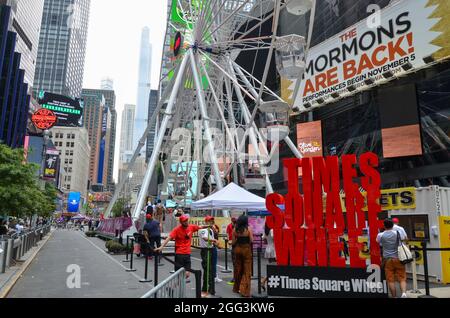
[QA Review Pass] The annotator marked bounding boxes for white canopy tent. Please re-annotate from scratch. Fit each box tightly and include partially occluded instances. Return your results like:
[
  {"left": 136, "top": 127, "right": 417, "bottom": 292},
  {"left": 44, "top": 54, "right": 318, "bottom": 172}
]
[{"left": 190, "top": 183, "right": 267, "bottom": 212}]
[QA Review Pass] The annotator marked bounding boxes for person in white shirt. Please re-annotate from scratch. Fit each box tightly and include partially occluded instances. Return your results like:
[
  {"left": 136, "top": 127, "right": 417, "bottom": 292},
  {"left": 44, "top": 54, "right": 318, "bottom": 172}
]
[
  {"left": 392, "top": 218, "right": 408, "bottom": 241},
  {"left": 199, "top": 216, "right": 218, "bottom": 297}
]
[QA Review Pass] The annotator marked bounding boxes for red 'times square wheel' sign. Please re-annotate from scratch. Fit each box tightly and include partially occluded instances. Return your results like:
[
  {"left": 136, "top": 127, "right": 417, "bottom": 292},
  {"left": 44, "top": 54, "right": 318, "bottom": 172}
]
[{"left": 32, "top": 108, "right": 57, "bottom": 130}]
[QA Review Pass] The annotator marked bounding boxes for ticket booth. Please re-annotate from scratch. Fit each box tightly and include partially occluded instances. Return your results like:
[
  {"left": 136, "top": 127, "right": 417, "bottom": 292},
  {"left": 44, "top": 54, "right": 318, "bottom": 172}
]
[{"left": 388, "top": 186, "right": 450, "bottom": 284}]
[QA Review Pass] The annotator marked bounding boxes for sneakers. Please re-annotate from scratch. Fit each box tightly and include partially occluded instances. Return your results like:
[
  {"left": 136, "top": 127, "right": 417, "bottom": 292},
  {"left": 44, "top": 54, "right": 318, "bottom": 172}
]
[
  {"left": 215, "top": 277, "right": 223, "bottom": 283},
  {"left": 401, "top": 293, "right": 408, "bottom": 298}
]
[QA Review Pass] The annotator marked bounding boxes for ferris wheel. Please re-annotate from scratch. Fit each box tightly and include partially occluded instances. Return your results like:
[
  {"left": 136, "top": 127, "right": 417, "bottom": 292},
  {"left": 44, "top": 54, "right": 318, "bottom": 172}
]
[{"left": 105, "top": 0, "right": 317, "bottom": 220}]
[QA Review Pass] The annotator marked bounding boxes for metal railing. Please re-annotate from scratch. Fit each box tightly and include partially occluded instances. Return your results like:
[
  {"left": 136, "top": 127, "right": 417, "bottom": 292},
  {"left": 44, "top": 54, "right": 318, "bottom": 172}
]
[
  {"left": 0, "top": 224, "right": 52, "bottom": 274},
  {"left": 141, "top": 268, "right": 186, "bottom": 298}
]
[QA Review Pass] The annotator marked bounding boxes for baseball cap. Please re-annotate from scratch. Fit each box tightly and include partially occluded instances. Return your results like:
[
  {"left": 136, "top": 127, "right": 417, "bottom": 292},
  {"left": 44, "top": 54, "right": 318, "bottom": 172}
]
[
  {"left": 205, "top": 216, "right": 214, "bottom": 222},
  {"left": 179, "top": 214, "right": 190, "bottom": 222},
  {"left": 392, "top": 218, "right": 400, "bottom": 224},
  {"left": 146, "top": 214, "right": 153, "bottom": 220}
]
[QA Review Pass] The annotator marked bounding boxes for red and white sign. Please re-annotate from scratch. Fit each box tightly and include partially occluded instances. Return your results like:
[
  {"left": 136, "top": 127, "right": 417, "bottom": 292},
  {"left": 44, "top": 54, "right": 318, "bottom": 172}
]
[
  {"left": 32, "top": 108, "right": 57, "bottom": 130},
  {"left": 284, "top": 0, "right": 449, "bottom": 111}
]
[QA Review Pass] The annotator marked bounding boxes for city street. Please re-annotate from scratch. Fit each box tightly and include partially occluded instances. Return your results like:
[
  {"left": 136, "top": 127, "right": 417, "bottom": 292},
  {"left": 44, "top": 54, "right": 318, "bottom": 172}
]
[{"left": 6, "top": 229, "right": 264, "bottom": 298}]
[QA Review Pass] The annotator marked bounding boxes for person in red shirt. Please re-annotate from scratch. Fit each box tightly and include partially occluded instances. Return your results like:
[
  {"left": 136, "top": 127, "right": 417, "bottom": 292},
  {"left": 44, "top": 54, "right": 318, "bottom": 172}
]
[
  {"left": 155, "top": 214, "right": 208, "bottom": 282},
  {"left": 226, "top": 217, "right": 237, "bottom": 284}
]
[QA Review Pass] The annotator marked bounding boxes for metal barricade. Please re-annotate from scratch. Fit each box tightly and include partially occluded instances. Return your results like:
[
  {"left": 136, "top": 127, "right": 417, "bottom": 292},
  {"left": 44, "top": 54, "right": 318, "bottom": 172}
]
[{"left": 141, "top": 268, "right": 186, "bottom": 299}]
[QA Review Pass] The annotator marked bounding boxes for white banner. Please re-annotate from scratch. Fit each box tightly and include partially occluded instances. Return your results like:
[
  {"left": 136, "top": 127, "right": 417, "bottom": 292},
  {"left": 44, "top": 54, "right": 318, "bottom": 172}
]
[{"left": 284, "top": 0, "right": 450, "bottom": 111}]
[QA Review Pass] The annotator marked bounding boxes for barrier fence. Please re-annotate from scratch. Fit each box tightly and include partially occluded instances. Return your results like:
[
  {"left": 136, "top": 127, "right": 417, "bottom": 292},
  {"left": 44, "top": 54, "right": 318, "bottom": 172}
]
[
  {"left": 0, "top": 224, "right": 52, "bottom": 274},
  {"left": 409, "top": 242, "right": 450, "bottom": 298}
]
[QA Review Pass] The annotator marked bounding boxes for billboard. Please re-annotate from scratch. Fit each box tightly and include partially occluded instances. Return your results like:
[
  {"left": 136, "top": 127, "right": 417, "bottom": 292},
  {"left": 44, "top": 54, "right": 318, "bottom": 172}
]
[
  {"left": 284, "top": 0, "right": 450, "bottom": 111},
  {"left": 44, "top": 149, "right": 59, "bottom": 179},
  {"left": 38, "top": 91, "right": 83, "bottom": 127},
  {"left": 296, "top": 121, "right": 323, "bottom": 158},
  {"left": 68, "top": 192, "right": 81, "bottom": 213}
]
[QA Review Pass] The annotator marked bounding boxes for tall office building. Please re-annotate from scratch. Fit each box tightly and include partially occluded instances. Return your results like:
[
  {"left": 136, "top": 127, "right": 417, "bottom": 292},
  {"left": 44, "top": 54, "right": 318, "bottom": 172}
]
[
  {"left": 120, "top": 104, "right": 135, "bottom": 165},
  {"left": 146, "top": 90, "right": 158, "bottom": 163},
  {"left": 33, "top": 0, "right": 90, "bottom": 99},
  {"left": 133, "top": 26, "right": 152, "bottom": 152},
  {"left": 0, "top": 0, "right": 44, "bottom": 88},
  {"left": 50, "top": 126, "right": 90, "bottom": 200},
  {"left": 0, "top": 5, "right": 31, "bottom": 148},
  {"left": 83, "top": 87, "right": 117, "bottom": 192},
  {"left": 81, "top": 89, "right": 105, "bottom": 187}
]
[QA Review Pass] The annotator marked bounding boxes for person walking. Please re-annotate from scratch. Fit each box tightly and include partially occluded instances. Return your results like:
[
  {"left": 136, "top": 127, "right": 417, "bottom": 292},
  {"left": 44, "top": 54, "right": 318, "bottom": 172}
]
[
  {"left": 199, "top": 216, "right": 218, "bottom": 297},
  {"left": 232, "top": 215, "right": 253, "bottom": 298},
  {"left": 143, "top": 214, "right": 162, "bottom": 260},
  {"left": 376, "top": 218, "right": 408, "bottom": 298},
  {"left": 155, "top": 214, "right": 209, "bottom": 282}
]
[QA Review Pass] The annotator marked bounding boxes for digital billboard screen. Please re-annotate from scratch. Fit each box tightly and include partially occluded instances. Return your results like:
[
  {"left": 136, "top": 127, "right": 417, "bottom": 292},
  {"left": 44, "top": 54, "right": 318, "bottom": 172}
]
[{"left": 38, "top": 92, "right": 83, "bottom": 127}]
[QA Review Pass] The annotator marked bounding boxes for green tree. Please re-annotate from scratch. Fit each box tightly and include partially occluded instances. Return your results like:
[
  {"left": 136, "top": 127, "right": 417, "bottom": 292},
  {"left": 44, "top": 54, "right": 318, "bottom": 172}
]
[
  {"left": 111, "top": 198, "right": 129, "bottom": 218},
  {"left": 0, "top": 144, "right": 57, "bottom": 218}
]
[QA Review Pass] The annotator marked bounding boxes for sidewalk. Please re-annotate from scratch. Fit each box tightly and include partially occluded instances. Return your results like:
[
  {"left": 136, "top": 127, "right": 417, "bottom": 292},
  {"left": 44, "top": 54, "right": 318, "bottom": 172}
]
[
  {"left": 0, "top": 231, "right": 52, "bottom": 298},
  {"left": 6, "top": 229, "right": 154, "bottom": 298},
  {"left": 407, "top": 287, "right": 450, "bottom": 298}
]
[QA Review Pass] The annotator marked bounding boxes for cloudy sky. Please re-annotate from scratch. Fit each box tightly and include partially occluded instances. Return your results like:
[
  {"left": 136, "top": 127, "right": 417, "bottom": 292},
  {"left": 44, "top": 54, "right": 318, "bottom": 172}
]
[{"left": 83, "top": 0, "right": 169, "bottom": 181}]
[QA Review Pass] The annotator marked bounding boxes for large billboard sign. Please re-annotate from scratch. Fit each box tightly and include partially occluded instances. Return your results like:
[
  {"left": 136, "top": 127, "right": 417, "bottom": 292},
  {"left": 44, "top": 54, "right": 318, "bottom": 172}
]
[
  {"left": 284, "top": 0, "right": 450, "bottom": 111},
  {"left": 38, "top": 92, "right": 83, "bottom": 127},
  {"left": 44, "top": 149, "right": 59, "bottom": 179}
]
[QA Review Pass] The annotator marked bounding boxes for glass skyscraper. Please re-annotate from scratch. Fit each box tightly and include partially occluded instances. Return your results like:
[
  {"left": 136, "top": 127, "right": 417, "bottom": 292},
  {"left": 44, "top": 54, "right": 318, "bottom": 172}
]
[
  {"left": 133, "top": 26, "right": 152, "bottom": 153},
  {"left": 33, "top": 0, "right": 90, "bottom": 99}
]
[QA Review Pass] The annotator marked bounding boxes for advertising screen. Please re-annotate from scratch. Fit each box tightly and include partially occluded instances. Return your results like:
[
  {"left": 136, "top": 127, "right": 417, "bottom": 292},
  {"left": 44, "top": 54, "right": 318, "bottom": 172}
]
[
  {"left": 38, "top": 91, "right": 83, "bottom": 127},
  {"left": 68, "top": 192, "right": 81, "bottom": 213}
]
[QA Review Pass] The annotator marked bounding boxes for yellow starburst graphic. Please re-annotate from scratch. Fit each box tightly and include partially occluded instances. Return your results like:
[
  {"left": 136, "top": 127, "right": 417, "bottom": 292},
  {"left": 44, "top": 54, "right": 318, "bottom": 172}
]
[{"left": 427, "top": 0, "right": 450, "bottom": 60}]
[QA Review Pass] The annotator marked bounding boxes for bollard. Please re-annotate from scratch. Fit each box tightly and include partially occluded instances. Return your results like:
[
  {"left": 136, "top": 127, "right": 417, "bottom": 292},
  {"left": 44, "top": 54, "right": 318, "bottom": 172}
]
[
  {"left": 257, "top": 245, "right": 262, "bottom": 295},
  {"left": 422, "top": 242, "right": 431, "bottom": 297},
  {"left": 1, "top": 240, "right": 7, "bottom": 273},
  {"left": 126, "top": 239, "right": 137, "bottom": 272},
  {"left": 194, "top": 270, "right": 202, "bottom": 299},
  {"left": 123, "top": 235, "right": 131, "bottom": 263},
  {"left": 221, "top": 239, "right": 232, "bottom": 273},
  {"left": 6, "top": 238, "right": 13, "bottom": 267},
  {"left": 154, "top": 253, "right": 159, "bottom": 287},
  {"left": 139, "top": 246, "right": 152, "bottom": 283}
]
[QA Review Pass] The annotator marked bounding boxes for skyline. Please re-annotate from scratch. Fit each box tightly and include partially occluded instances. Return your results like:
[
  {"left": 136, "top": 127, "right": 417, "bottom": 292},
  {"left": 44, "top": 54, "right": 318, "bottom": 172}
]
[{"left": 83, "top": 0, "right": 168, "bottom": 182}]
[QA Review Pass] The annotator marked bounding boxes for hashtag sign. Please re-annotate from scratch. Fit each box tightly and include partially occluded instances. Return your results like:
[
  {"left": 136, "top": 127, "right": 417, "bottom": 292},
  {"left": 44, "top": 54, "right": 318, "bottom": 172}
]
[{"left": 268, "top": 275, "right": 280, "bottom": 289}]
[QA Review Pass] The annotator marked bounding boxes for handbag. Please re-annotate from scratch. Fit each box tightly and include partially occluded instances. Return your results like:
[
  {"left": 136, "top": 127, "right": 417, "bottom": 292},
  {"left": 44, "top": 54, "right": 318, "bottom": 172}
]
[{"left": 397, "top": 231, "right": 413, "bottom": 264}]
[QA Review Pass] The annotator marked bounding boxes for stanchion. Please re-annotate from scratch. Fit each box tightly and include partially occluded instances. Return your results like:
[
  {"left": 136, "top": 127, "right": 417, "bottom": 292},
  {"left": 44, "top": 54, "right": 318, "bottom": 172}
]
[
  {"left": 154, "top": 253, "right": 159, "bottom": 287},
  {"left": 221, "top": 239, "right": 232, "bottom": 274},
  {"left": 126, "top": 238, "right": 137, "bottom": 272},
  {"left": 418, "top": 242, "right": 436, "bottom": 298},
  {"left": 122, "top": 235, "right": 131, "bottom": 263},
  {"left": 1, "top": 240, "right": 7, "bottom": 273},
  {"left": 139, "top": 245, "right": 152, "bottom": 283},
  {"left": 194, "top": 270, "right": 202, "bottom": 299},
  {"left": 6, "top": 238, "right": 13, "bottom": 267},
  {"left": 409, "top": 245, "right": 422, "bottom": 294}
]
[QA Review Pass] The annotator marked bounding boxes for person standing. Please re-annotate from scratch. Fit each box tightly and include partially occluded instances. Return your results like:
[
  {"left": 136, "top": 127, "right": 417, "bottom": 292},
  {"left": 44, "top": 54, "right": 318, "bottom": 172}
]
[
  {"left": 376, "top": 218, "right": 408, "bottom": 298},
  {"left": 392, "top": 218, "right": 408, "bottom": 241},
  {"left": 232, "top": 215, "right": 253, "bottom": 298},
  {"left": 155, "top": 214, "right": 208, "bottom": 282},
  {"left": 199, "top": 216, "right": 218, "bottom": 297},
  {"left": 143, "top": 214, "right": 162, "bottom": 260},
  {"left": 226, "top": 217, "right": 237, "bottom": 285}
]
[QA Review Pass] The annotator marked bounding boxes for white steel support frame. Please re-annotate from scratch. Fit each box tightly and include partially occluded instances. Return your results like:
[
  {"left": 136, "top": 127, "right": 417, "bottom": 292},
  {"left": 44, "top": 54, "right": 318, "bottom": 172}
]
[
  {"left": 188, "top": 49, "right": 224, "bottom": 191},
  {"left": 225, "top": 57, "right": 274, "bottom": 194},
  {"left": 132, "top": 53, "right": 190, "bottom": 220},
  {"left": 232, "top": 61, "right": 303, "bottom": 159}
]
